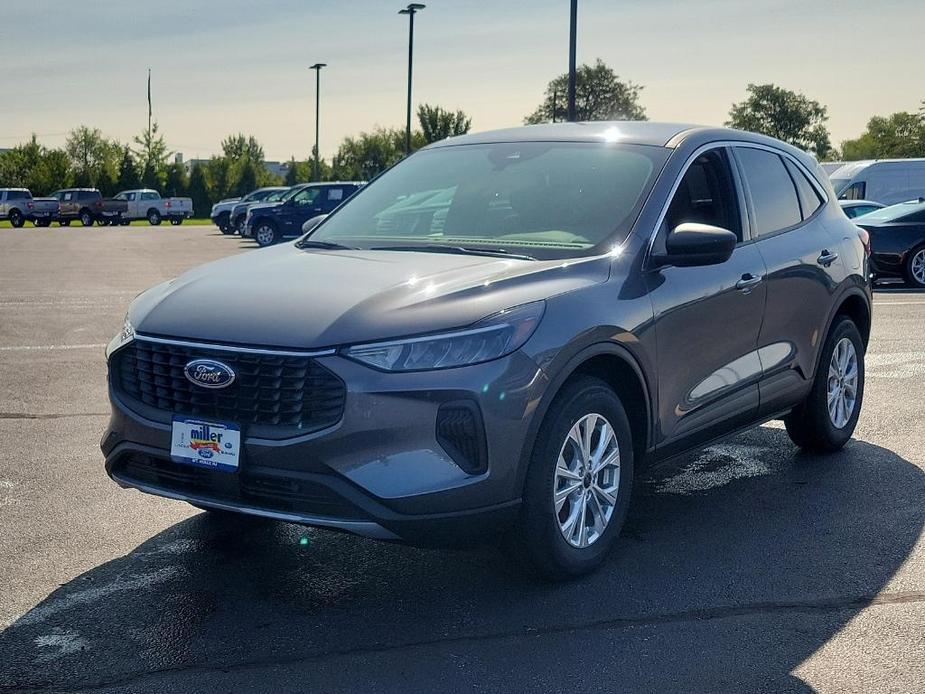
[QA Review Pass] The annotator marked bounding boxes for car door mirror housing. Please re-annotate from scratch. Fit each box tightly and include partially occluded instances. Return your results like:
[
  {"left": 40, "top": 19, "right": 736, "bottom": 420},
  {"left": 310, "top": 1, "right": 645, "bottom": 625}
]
[{"left": 656, "top": 222, "right": 738, "bottom": 268}]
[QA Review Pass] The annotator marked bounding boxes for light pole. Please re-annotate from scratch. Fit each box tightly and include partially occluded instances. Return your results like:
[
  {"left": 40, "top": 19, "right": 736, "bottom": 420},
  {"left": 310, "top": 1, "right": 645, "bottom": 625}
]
[
  {"left": 398, "top": 3, "right": 425, "bottom": 155},
  {"left": 567, "top": 0, "right": 577, "bottom": 122},
  {"left": 310, "top": 63, "right": 326, "bottom": 181}
]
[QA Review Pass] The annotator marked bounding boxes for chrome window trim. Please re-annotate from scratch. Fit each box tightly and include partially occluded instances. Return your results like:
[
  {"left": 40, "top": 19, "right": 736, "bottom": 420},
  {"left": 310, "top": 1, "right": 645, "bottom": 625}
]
[
  {"left": 134, "top": 333, "right": 336, "bottom": 358},
  {"left": 645, "top": 139, "right": 829, "bottom": 264}
]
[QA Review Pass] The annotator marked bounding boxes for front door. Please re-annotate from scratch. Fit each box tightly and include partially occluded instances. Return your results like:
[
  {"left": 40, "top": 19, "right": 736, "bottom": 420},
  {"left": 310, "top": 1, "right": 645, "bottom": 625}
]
[{"left": 646, "top": 147, "right": 767, "bottom": 451}]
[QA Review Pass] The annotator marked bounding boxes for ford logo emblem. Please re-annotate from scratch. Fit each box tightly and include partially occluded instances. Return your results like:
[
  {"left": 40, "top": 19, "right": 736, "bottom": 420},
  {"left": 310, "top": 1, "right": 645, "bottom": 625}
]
[{"left": 184, "top": 359, "right": 236, "bottom": 389}]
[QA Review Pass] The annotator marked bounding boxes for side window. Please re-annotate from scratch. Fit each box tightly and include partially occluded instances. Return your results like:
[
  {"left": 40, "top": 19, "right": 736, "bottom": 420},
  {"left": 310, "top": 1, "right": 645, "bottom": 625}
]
[
  {"left": 783, "top": 159, "right": 824, "bottom": 219},
  {"left": 735, "top": 148, "right": 802, "bottom": 237},
  {"left": 841, "top": 181, "right": 866, "bottom": 200},
  {"left": 663, "top": 148, "right": 742, "bottom": 243},
  {"left": 142, "top": 192, "right": 157, "bottom": 201},
  {"left": 901, "top": 210, "right": 925, "bottom": 223},
  {"left": 293, "top": 188, "right": 320, "bottom": 206}
]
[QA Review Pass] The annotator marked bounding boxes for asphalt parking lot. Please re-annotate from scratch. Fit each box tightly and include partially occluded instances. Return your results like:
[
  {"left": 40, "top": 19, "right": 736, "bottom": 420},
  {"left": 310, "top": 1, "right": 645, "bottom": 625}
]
[{"left": 0, "top": 226, "right": 923, "bottom": 693}]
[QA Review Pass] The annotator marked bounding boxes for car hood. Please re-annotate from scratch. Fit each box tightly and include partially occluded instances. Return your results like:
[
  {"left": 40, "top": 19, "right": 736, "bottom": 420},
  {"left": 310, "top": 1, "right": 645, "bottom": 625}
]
[
  {"left": 246, "top": 201, "right": 284, "bottom": 216},
  {"left": 130, "top": 244, "right": 612, "bottom": 349}
]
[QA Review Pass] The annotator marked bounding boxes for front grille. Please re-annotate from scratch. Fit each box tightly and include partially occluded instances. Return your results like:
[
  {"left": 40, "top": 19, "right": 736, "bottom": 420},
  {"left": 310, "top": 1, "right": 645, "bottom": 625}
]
[
  {"left": 114, "top": 454, "right": 367, "bottom": 520},
  {"left": 112, "top": 339, "right": 346, "bottom": 438}
]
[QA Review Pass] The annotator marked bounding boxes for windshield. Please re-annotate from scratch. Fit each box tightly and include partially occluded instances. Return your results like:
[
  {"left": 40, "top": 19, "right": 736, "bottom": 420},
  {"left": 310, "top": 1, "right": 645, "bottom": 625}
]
[
  {"left": 280, "top": 186, "right": 305, "bottom": 202},
  {"left": 308, "top": 142, "right": 669, "bottom": 260},
  {"left": 243, "top": 189, "right": 272, "bottom": 202},
  {"left": 265, "top": 189, "right": 288, "bottom": 202},
  {"left": 857, "top": 201, "right": 925, "bottom": 223}
]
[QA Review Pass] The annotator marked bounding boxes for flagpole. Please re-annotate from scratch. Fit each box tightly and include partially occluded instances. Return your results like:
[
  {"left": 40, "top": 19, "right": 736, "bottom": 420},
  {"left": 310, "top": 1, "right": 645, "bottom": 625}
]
[{"left": 147, "top": 69, "right": 152, "bottom": 143}]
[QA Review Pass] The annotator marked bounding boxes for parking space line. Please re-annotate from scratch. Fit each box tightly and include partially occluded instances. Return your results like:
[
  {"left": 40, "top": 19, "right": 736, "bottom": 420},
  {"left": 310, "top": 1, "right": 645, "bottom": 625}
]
[
  {"left": 872, "top": 301, "right": 925, "bottom": 306},
  {"left": 0, "top": 343, "right": 106, "bottom": 352}
]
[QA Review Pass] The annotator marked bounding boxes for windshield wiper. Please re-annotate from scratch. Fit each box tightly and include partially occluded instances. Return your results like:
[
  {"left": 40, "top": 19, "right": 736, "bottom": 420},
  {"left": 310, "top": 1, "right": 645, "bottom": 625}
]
[
  {"left": 295, "top": 240, "right": 356, "bottom": 251},
  {"left": 370, "top": 244, "right": 536, "bottom": 261}
]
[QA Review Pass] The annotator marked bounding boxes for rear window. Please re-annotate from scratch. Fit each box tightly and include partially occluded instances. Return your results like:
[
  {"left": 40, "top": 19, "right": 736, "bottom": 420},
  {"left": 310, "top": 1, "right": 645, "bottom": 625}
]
[
  {"left": 735, "top": 147, "right": 802, "bottom": 237},
  {"left": 80, "top": 191, "right": 101, "bottom": 201}
]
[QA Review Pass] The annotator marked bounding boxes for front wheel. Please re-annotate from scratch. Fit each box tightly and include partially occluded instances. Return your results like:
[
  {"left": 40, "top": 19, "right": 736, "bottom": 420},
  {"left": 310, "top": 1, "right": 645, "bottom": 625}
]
[
  {"left": 79, "top": 210, "right": 94, "bottom": 227},
  {"left": 35, "top": 219, "right": 51, "bottom": 227},
  {"left": 785, "top": 316, "right": 865, "bottom": 452},
  {"left": 59, "top": 219, "right": 71, "bottom": 227},
  {"left": 9, "top": 210, "right": 25, "bottom": 228},
  {"left": 254, "top": 220, "right": 280, "bottom": 247},
  {"left": 904, "top": 246, "right": 925, "bottom": 289},
  {"left": 512, "top": 376, "right": 634, "bottom": 580}
]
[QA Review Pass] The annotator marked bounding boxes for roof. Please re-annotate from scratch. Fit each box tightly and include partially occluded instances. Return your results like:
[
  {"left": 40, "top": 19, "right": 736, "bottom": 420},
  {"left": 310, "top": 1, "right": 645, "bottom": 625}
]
[{"left": 427, "top": 121, "right": 704, "bottom": 149}]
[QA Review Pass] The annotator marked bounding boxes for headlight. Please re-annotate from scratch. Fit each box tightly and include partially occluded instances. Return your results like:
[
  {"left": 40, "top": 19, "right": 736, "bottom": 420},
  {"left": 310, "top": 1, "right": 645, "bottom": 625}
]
[
  {"left": 343, "top": 301, "right": 544, "bottom": 372},
  {"left": 106, "top": 314, "right": 135, "bottom": 358}
]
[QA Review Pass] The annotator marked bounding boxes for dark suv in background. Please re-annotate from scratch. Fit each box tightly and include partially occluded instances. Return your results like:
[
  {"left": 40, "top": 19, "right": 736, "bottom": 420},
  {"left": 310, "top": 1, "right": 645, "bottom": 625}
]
[
  {"left": 52, "top": 188, "right": 103, "bottom": 226},
  {"left": 243, "top": 181, "right": 364, "bottom": 246},
  {"left": 102, "top": 122, "right": 871, "bottom": 580}
]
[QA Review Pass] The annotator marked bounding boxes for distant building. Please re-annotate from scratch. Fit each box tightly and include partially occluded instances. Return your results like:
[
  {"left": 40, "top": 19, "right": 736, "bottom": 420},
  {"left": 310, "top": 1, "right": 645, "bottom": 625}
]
[{"left": 177, "top": 153, "right": 290, "bottom": 180}]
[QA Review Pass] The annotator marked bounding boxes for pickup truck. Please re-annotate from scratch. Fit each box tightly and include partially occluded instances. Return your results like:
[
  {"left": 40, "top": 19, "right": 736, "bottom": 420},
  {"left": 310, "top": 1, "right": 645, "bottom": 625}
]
[
  {"left": 109, "top": 189, "right": 194, "bottom": 225},
  {"left": 0, "top": 188, "right": 59, "bottom": 227},
  {"left": 52, "top": 188, "right": 105, "bottom": 226}
]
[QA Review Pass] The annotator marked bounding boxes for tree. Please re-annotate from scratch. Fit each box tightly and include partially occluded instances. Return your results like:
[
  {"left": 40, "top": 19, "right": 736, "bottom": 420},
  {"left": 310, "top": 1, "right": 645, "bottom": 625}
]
[
  {"left": 164, "top": 162, "right": 189, "bottom": 197},
  {"left": 331, "top": 127, "right": 425, "bottom": 181},
  {"left": 234, "top": 159, "right": 259, "bottom": 196},
  {"left": 187, "top": 162, "right": 211, "bottom": 217},
  {"left": 116, "top": 147, "right": 139, "bottom": 191},
  {"left": 66, "top": 126, "right": 119, "bottom": 188},
  {"left": 221, "top": 134, "right": 264, "bottom": 163},
  {"left": 284, "top": 157, "right": 300, "bottom": 186},
  {"left": 726, "top": 84, "right": 832, "bottom": 158},
  {"left": 840, "top": 111, "right": 925, "bottom": 160},
  {"left": 417, "top": 104, "right": 472, "bottom": 144},
  {"left": 133, "top": 121, "right": 170, "bottom": 191},
  {"left": 525, "top": 59, "right": 646, "bottom": 124}
]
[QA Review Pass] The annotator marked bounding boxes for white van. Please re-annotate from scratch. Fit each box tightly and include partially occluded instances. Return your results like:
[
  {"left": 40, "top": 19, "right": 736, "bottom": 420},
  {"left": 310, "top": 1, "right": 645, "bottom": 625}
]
[{"left": 829, "top": 159, "right": 925, "bottom": 205}]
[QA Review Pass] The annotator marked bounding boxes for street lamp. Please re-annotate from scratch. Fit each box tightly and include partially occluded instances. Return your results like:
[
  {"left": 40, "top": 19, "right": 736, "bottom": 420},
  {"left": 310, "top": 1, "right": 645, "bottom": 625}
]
[
  {"left": 398, "top": 3, "right": 425, "bottom": 155},
  {"left": 310, "top": 63, "right": 326, "bottom": 181},
  {"left": 567, "top": 0, "right": 577, "bottom": 122}
]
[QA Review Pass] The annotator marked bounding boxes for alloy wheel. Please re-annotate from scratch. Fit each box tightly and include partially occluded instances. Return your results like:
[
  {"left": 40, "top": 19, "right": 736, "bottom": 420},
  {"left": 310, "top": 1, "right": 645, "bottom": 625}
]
[
  {"left": 256, "top": 224, "right": 276, "bottom": 246},
  {"left": 911, "top": 249, "right": 925, "bottom": 286},
  {"left": 553, "top": 413, "right": 620, "bottom": 548},
  {"left": 827, "top": 337, "right": 859, "bottom": 429}
]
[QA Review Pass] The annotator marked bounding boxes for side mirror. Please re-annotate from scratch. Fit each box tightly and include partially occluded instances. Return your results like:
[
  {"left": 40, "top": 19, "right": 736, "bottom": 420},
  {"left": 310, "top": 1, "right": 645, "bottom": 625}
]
[
  {"left": 301, "top": 214, "right": 328, "bottom": 234},
  {"left": 657, "top": 222, "right": 737, "bottom": 267}
]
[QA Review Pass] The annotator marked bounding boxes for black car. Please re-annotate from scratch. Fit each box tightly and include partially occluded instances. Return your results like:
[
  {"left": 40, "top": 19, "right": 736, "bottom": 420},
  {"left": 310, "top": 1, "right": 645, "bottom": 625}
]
[
  {"left": 103, "top": 122, "right": 872, "bottom": 579},
  {"left": 854, "top": 199, "right": 925, "bottom": 287},
  {"left": 244, "top": 182, "right": 364, "bottom": 246}
]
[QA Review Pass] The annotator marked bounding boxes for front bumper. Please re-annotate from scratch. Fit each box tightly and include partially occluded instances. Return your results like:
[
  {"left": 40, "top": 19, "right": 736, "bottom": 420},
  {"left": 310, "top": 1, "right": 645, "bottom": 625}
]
[{"left": 101, "top": 346, "right": 546, "bottom": 545}]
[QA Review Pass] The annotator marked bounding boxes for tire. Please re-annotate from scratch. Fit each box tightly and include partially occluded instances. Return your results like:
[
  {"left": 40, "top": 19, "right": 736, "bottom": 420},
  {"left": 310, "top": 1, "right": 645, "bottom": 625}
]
[
  {"left": 216, "top": 213, "right": 233, "bottom": 234},
  {"left": 120, "top": 219, "right": 130, "bottom": 226},
  {"left": 254, "top": 220, "right": 280, "bottom": 247},
  {"left": 232, "top": 216, "right": 244, "bottom": 234},
  {"left": 35, "top": 219, "right": 51, "bottom": 227},
  {"left": 511, "top": 376, "right": 634, "bottom": 580},
  {"left": 170, "top": 217, "right": 182, "bottom": 226},
  {"left": 9, "top": 210, "right": 24, "bottom": 228},
  {"left": 785, "top": 316, "right": 865, "bottom": 452},
  {"left": 59, "top": 219, "right": 71, "bottom": 227},
  {"left": 79, "top": 210, "right": 94, "bottom": 227},
  {"left": 147, "top": 209, "right": 162, "bottom": 226},
  {"left": 97, "top": 218, "right": 110, "bottom": 226},
  {"left": 903, "top": 246, "right": 925, "bottom": 289}
]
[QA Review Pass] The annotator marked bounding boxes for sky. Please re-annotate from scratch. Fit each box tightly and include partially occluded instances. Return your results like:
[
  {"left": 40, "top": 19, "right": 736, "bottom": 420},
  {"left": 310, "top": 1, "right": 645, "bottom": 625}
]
[{"left": 1, "top": 0, "right": 922, "bottom": 162}]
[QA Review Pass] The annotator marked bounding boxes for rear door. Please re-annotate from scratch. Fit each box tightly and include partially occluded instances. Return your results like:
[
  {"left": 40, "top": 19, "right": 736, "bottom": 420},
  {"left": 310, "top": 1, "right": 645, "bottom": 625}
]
[
  {"left": 281, "top": 186, "right": 322, "bottom": 236},
  {"left": 647, "top": 146, "right": 767, "bottom": 451},
  {"left": 732, "top": 145, "right": 840, "bottom": 416}
]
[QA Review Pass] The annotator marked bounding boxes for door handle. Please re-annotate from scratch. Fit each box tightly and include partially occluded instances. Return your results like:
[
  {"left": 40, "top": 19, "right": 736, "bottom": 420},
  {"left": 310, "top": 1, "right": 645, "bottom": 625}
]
[
  {"left": 735, "top": 273, "right": 762, "bottom": 293},
  {"left": 817, "top": 250, "right": 839, "bottom": 266}
]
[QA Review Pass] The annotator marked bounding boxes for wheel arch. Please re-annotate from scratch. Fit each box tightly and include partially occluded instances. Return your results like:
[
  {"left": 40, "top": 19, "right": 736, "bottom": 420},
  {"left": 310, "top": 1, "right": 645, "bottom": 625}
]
[{"left": 517, "top": 341, "right": 654, "bottom": 492}]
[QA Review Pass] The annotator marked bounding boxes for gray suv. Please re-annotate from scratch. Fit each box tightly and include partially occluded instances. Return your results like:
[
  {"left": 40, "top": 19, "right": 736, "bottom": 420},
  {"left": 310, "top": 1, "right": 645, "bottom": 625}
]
[{"left": 102, "top": 122, "right": 871, "bottom": 579}]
